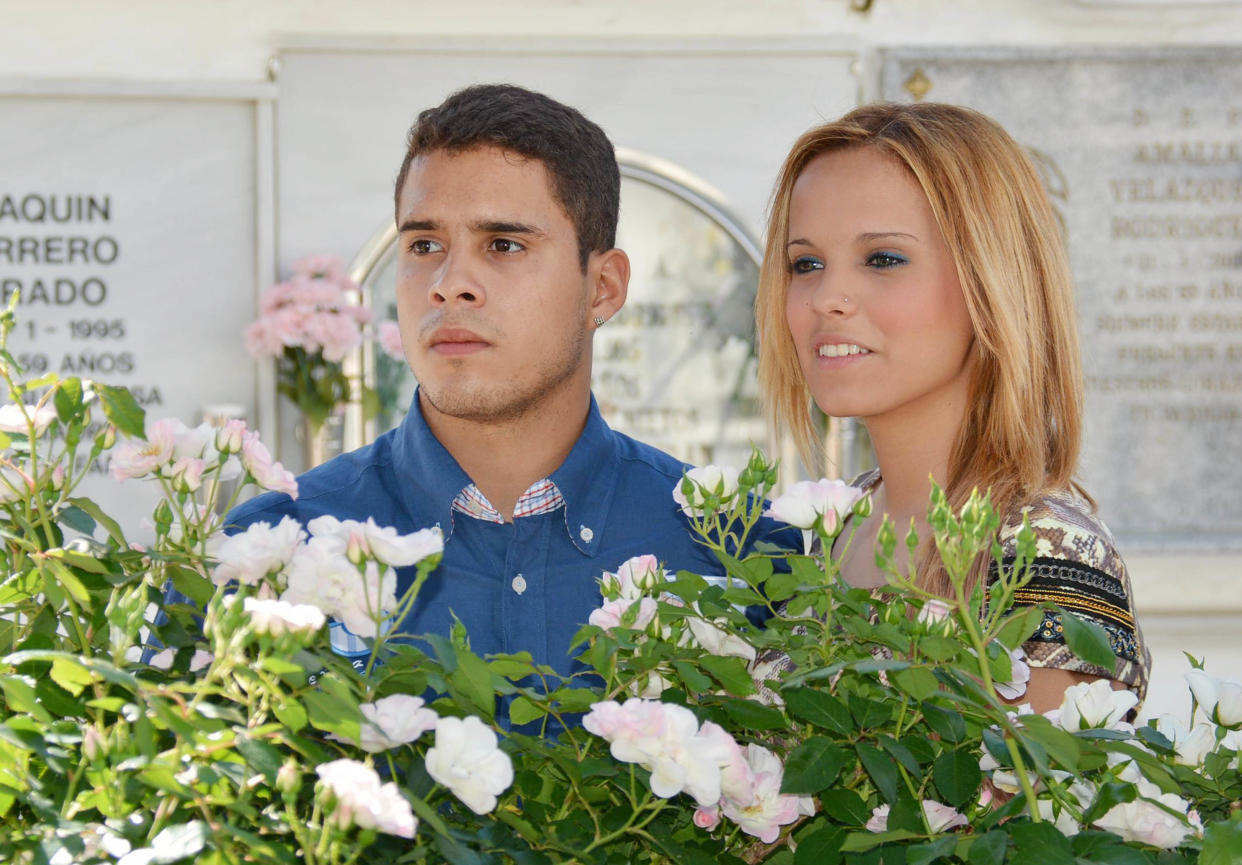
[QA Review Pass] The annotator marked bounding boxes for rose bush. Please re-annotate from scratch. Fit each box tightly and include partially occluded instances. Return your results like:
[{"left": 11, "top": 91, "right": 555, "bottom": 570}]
[{"left": 1, "top": 300, "right": 1241, "bottom": 864}]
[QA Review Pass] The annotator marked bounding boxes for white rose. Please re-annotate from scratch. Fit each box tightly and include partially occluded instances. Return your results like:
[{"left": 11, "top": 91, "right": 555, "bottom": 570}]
[
  {"left": 334, "top": 561, "right": 398, "bottom": 639},
  {"left": 1094, "top": 779, "right": 1201, "bottom": 849},
  {"left": 363, "top": 520, "right": 443, "bottom": 568},
  {"left": 764, "top": 478, "right": 864, "bottom": 533},
  {"left": 281, "top": 535, "right": 361, "bottom": 615},
  {"left": 0, "top": 401, "right": 57, "bottom": 436},
  {"left": 358, "top": 695, "right": 439, "bottom": 753},
  {"left": 425, "top": 716, "right": 514, "bottom": 815},
  {"left": 1054, "top": 679, "right": 1140, "bottom": 730},
  {"left": 994, "top": 647, "right": 1032, "bottom": 701},
  {"left": 1186, "top": 669, "right": 1242, "bottom": 728},
  {"left": 243, "top": 597, "right": 326, "bottom": 638},
  {"left": 686, "top": 605, "right": 756, "bottom": 661},
  {"left": 213, "top": 516, "right": 306, "bottom": 587},
  {"left": 1154, "top": 714, "right": 1216, "bottom": 767}
]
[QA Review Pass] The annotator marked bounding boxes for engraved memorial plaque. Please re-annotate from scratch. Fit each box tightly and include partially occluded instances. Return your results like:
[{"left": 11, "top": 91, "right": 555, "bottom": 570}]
[
  {"left": 881, "top": 49, "right": 1242, "bottom": 548},
  {"left": 0, "top": 93, "right": 264, "bottom": 532}
]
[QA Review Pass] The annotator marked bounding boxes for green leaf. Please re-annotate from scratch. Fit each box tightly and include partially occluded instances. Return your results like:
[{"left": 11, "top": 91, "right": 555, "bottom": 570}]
[
  {"left": 0, "top": 675, "right": 51, "bottom": 722},
  {"left": 849, "top": 694, "right": 890, "bottom": 729},
  {"left": 274, "top": 700, "right": 307, "bottom": 732},
  {"left": 763, "top": 569, "right": 804, "bottom": 603},
  {"left": 509, "top": 696, "right": 545, "bottom": 727},
  {"left": 784, "top": 688, "right": 853, "bottom": 735},
  {"left": 892, "top": 666, "right": 940, "bottom": 701},
  {"left": 487, "top": 652, "right": 541, "bottom": 679},
  {"left": 1016, "top": 714, "right": 1082, "bottom": 770},
  {"left": 698, "top": 654, "right": 755, "bottom": 696},
  {"left": 720, "top": 698, "right": 787, "bottom": 731},
  {"left": 50, "top": 658, "right": 94, "bottom": 697},
  {"left": 1007, "top": 822, "right": 1074, "bottom": 865},
  {"left": 1082, "top": 779, "right": 1137, "bottom": 825},
  {"left": 1056, "top": 607, "right": 1117, "bottom": 670},
  {"left": 782, "top": 738, "right": 849, "bottom": 794},
  {"left": 673, "top": 659, "right": 714, "bottom": 693},
  {"left": 932, "top": 750, "right": 981, "bottom": 808},
  {"left": 795, "top": 825, "right": 846, "bottom": 865},
  {"left": 819, "top": 789, "right": 871, "bottom": 825},
  {"left": 98, "top": 384, "right": 146, "bottom": 439},
  {"left": 66, "top": 497, "right": 127, "bottom": 546},
  {"left": 994, "top": 606, "right": 1047, "bottom": 651},
  {"left": 840, "top": 828, "right": 921, "bottom": 852},
  {"left": 448, "top": 650, "right": 496, "bottom": 719},
  {"left": 921, "top": 704, "right": 966, "bottom": 743},
  {"left": 57, "top": 505, "right": 96, "bottom": 536},
  {"left": 54, "top": 377, "right": 84, "bottom": 422},
  {"left": 1201, "top": 815, "right": 1242, "bottom": 865},
  {"left": 149, "top": 820, "right": 207, "bottom": 863},
  {"left": 856, "top": 743, "right": 898, "bottom": 804},
  {"left": 917, "top": 635, "right": 962, "bottom": 662},
  {"left": 966, "top": 831, "right": 1008, "bottom": 865},
  {"left": 907, "top": 836, "right": 957, "bottom": 865}
]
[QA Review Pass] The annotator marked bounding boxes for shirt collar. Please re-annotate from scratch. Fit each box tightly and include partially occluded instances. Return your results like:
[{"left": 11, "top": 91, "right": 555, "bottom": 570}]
[
  {"left": 390, "top": 391, "right": 472, "bottom": 541},
  {"left": 392, "top": 390, "right": 619, "bottom": 554},
  {"left": 549, "top": 395, "right": 618, "bottom": 557}
]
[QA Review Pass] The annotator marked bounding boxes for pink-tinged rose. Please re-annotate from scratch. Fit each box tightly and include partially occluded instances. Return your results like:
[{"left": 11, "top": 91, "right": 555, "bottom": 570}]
[
  {"left": 258, "top": 279, "right": 297, "bottom": 315},
  {"left": 921, "top": 800, "right": 969, "bottom": 833},
  {"left": 363, "top": 520, "right": 443, "bottom": 567},
  {"left": 215, "top": 418, "right": 248, "bottom": 454},
  {"left": 213, "top": 516, "right": 305, "bottom": 587},
  {"left": 244, "top": 319, "right": 284, "bottom": 358},
  {"left": 357, "top": 694, "right": 438, "bottom": 753},
  {"left": 764, "top": 478, "right": 865, "bottom": 533},
  {"left": 720, "top": 744, "right": 811, "bottom": 844},
  {"left": 377, "top": 319, "right": 406, "bottom": 360},
  {"left": 917, "top": 599, "right": 954, "bottom": 626},
  {"left": 170, "top": 456, "right": 206, "bottom": 493},
  {"left": 614, "top": 554, "right": 662, "bottom": 597},
  {"left": 109, "top": 418, "right": 179, "bottom": 480},
  {"left": 673, "top": 465, "right": 740, "bottom": 516},
  {"left": 697, "top": 721, "right": 755, "bottom": 807},
  {"left": 243, "top": 596, "right": 325, "bottom": 638},
  {"left": 316, "top": 758, "right": 417, "bottom": 838},
  {"left": 0, "top": 401, "right": 57, "bottom": 436},
  {"left": 589, "top": 597, "right": 658, "bottom": 633},
  {"left": 866, "top": 804, "right": 890, "bottom": 832},
  {"left": 307, "top": 309, "right": 363, "bottom": 363},
  {"left": 1094, "top": 780, "right": 1201, "bottom": 848},
  {"left": 172, "top": 421, "right": 216, "bottom": 462},
  {"left": 424, "top": 716, "right": 514, "bottom": 815},
  {"left": 1055, "top": 679, "right": 1140, "bottom": 730},
  {"left": 240, "top": 431, "right": 298, "bottom": 499},
  {"left": 694, "top": 805, "right": 721, "bottom": 830},
  {"left": 1186, "top": 669, "right": 1242, "bottom": 728}
]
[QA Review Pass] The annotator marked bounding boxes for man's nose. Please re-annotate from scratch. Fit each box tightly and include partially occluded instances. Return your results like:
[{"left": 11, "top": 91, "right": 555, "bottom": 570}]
[{"left": 430, "top": 252, "right": 485, "bottom": 306}]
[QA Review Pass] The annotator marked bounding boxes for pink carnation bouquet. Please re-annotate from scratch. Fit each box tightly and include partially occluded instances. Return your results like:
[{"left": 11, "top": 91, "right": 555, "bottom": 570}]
[{"left": 245, "top": 256, "right": 400, "bottom": 433}]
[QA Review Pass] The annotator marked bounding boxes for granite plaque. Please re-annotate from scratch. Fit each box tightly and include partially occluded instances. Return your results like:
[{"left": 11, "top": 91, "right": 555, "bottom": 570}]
[
  {"left": 0, "top": 93, "right": 264, "bottom": 533},
  {"left": 880, "top": 48, "right": 1242, "bottom": 548}
]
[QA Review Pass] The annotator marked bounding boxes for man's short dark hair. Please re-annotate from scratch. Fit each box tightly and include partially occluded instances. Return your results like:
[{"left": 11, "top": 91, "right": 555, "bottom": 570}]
[{"left": 394, "top": 84, "right": 620, "bottom": 270}]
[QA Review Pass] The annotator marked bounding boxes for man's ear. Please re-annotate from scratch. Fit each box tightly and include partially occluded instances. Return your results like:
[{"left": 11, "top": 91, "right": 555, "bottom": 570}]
[{"left": 587, "top": 248, "right": 629, "bottom": 326}]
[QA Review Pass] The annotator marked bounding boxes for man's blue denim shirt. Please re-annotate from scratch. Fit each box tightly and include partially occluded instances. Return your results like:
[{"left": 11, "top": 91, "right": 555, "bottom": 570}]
[{"left": 224, "top": 394, "right": 786, "bottom": 678}]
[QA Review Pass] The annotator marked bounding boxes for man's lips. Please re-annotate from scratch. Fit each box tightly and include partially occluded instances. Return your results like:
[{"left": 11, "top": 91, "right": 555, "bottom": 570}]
[{"left": 428, "top": 327, "right": 490, "bottom": 356}]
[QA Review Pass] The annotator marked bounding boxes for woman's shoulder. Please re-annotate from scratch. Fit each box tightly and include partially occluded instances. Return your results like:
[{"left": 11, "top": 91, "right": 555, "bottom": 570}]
[
  {"left": 999, "top": 487, "right": 1125, "bottom": 577},
  {"left": 993, "top": 487, "right": 1150, "bottom": 700}
]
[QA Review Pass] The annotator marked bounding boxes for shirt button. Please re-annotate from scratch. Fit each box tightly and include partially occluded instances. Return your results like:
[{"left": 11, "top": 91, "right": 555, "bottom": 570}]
[
  {"left": 579, "top": 526, "right": 594, "bottom": 543},
  {"left": 511, "top": 574, "right": 527, "bottom": 595}
]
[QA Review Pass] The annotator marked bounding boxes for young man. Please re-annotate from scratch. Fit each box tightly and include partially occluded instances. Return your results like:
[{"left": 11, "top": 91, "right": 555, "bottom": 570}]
[{"left": 227, "top": 84, "right": 777, "bottom": 676}]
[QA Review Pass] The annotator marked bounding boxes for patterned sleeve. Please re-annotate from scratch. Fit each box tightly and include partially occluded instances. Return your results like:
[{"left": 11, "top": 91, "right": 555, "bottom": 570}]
[{"left": 989, "top": 490, "right": 1151, "bottom": 702}]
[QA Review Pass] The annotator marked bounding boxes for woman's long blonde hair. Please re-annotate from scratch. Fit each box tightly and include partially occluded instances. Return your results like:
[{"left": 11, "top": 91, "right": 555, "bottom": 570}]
[{"left": 756, "top": 102, "right": 1088, "bottom": 593}]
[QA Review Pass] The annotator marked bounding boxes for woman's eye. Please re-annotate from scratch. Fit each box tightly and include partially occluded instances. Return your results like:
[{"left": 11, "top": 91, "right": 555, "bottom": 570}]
[
  {"left": 408, "top": 238, "right": 442, "bottom": 255},
  {"left": 490, "top": 238, "right": 525, "bottom": 253},
  {"left": 789, "top": 256, "right": 824, "bottom": 275},
  {"left": 867, "top": 251, "right": 908, "bottom": 269}
]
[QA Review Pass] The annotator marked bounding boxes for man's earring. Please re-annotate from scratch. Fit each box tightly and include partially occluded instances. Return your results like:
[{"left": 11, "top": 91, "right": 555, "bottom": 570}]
[{"left": 593, "top": 316, "right": 606, "bottom": 327}]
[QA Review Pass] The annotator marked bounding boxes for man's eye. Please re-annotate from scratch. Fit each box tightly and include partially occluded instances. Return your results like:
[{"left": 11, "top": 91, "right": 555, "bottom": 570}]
[
  {"left": 490, "top": 238, "right": 525, "bottom": 253},
  {"left": 789, "top": 256, "right": 823, "bottom": 275},
  {"left": 867, "top": 251, "right": 908, "bottom": 269},
  {"left": 408, "top": 238, "right": 442, "bottom": 255}
]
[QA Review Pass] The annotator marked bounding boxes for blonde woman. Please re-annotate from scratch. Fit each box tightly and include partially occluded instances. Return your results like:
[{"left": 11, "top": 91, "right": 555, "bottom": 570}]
[{"left": 756, "top": 102, "right": 1149, "bottom": 711}]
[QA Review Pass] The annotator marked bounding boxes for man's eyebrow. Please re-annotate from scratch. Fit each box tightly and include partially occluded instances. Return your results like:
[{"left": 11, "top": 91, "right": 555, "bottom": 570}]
[
  {"left": 472, "top": 220, "right": 546, "bottom": 237},
  {"left": 398, "top": 218, "right": 437, "bottom": 233}
]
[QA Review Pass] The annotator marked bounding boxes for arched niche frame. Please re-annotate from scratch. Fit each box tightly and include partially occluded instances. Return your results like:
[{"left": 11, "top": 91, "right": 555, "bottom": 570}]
[{"left": 343, "top": 148, "right": 786, "bottom": 471}]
